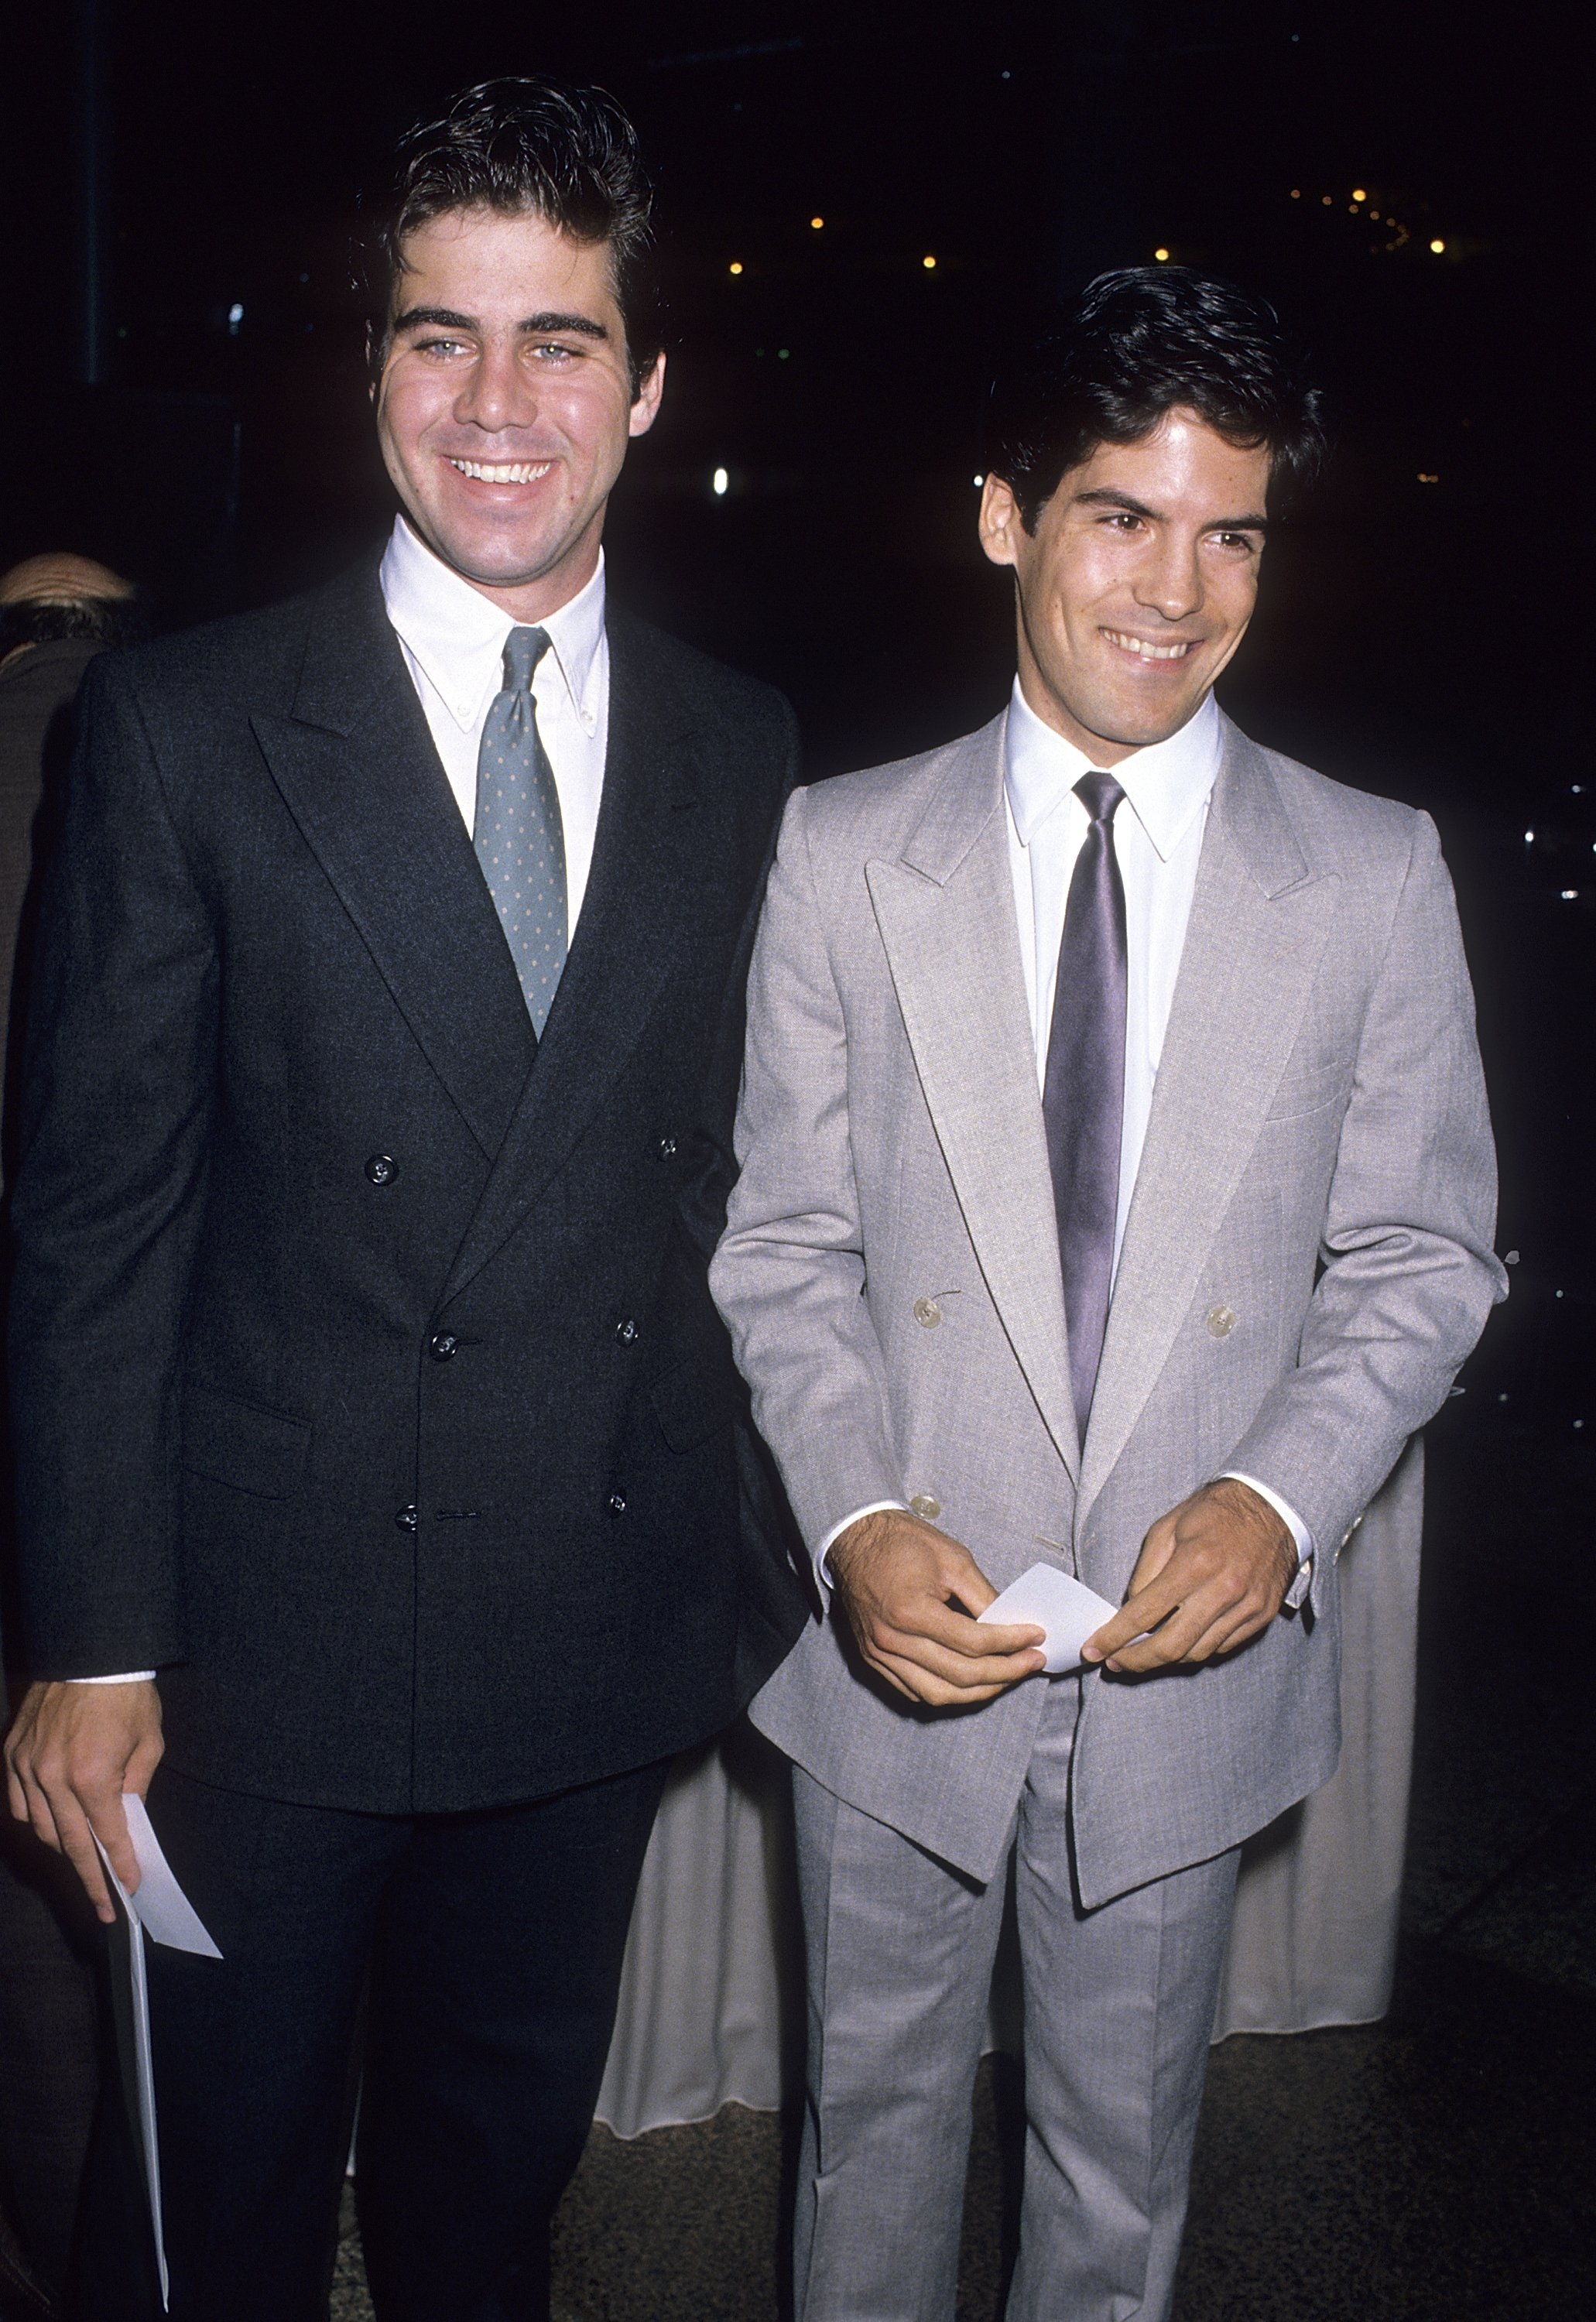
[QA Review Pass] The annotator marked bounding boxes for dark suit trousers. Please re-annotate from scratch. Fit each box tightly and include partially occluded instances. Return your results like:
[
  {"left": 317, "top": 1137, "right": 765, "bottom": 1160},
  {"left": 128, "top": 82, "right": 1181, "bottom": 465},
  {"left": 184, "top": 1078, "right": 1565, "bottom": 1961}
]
[
  {"left": 0, "top": 1816, "right": 100, "bottom": 2303},
  {"left": 71, "top": 1755, "right": 670, "bottom": 2322}
]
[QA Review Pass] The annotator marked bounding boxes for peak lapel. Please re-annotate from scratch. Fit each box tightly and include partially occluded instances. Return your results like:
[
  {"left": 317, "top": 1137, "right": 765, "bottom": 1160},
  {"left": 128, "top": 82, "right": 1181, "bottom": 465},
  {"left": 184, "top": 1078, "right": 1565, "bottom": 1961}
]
[
  {"left": 440, "top": 611, "right": 707, "bottom": 1303},
  {"left": 252, "top": 567, "right": 535, "bottom": 1160},
  {"left": 1077, "top": 721, "right": 1340, "bottom": 1515},
  {"left": 867, "top": 719, "right": 1080, "bottom": 1478}
]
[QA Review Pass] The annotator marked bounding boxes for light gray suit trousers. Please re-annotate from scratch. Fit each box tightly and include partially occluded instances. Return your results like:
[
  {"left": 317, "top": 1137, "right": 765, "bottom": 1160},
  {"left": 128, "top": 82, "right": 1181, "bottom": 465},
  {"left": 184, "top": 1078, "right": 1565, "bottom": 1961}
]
[{"left": 793, "top": 1694, "right": 1239, "bottom": 2322}]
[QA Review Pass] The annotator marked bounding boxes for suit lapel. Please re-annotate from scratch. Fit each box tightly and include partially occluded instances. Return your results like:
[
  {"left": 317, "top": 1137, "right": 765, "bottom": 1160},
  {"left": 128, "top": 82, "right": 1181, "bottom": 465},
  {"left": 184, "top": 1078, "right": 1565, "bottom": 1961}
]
[
  {"left": 867, "top": 718, "right": 1080, "bottom": 1478},
  {"left": 252, "top": 566, "right": 536, "bottom": 1161},
  {"left": 1077, "top": 721, "right": 1341, "bottom": 1517},
  {"left": 439, "top": 609, "right": 709, "bottom": 1302}
]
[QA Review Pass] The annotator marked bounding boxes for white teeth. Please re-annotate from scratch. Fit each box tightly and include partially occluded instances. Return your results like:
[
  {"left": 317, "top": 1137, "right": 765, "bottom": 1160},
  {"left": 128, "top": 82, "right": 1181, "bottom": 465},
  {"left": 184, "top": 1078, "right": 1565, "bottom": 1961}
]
[
  {"left": 448, "top": 459, "right": 552, "bottom": 484},
  {"left": 1105, "top": 630, "right": 1194, "bottom": 660}
]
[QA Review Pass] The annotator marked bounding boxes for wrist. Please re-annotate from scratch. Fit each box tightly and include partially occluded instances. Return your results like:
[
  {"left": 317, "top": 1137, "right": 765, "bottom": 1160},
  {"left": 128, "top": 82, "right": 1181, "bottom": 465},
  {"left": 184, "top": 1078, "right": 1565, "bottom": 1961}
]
[
  {"left": 1205, "top": 1477, "right": 1298, "bottom": 1590},
  {"left": 827, "top": 1508, "right": 889, "bottom": 1587}
]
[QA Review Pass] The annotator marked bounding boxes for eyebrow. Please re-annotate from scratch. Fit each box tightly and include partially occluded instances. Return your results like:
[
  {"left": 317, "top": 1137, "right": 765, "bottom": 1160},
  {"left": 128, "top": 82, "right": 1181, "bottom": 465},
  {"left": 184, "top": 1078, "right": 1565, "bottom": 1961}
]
[
  {"left": 389, "top": 306, "right": 611, "bottom": 343},
  {"left": 1073, "top": 486, "right": 1269, "bottom": 533}
]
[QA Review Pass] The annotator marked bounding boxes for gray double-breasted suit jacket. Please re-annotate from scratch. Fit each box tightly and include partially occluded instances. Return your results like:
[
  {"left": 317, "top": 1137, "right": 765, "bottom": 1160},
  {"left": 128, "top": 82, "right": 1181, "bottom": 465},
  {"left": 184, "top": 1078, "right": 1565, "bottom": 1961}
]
[{"left": 710, "top": 707, "right": 1503, "bottom": 1909}]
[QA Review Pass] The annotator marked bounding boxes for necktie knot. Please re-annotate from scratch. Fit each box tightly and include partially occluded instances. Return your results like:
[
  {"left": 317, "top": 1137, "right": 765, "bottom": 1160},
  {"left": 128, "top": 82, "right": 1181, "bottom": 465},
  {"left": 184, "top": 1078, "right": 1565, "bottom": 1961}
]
[
  {"left": 502, "top": 625, "right": 550, "bottom": 694},
  {"left": 1074, "top": 772, "right": 1125, "bottom": 825}
]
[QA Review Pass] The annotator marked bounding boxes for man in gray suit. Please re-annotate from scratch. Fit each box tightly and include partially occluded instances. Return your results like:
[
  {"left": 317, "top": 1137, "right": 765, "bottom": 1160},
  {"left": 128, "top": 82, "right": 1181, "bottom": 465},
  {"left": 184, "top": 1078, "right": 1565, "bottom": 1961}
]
[{"left": 709, "top": 269, "right": 1503, "bottom": 2321}]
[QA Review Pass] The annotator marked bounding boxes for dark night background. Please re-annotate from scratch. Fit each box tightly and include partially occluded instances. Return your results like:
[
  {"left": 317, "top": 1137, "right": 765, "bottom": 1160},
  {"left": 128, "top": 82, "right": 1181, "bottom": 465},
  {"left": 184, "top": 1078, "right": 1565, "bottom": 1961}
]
[
  {"left": 2, "top": 9, "right": 1592, "bottom": 2313},
  {"left": 3, "top": 2, "right": 1590, "bottom": 1424}
]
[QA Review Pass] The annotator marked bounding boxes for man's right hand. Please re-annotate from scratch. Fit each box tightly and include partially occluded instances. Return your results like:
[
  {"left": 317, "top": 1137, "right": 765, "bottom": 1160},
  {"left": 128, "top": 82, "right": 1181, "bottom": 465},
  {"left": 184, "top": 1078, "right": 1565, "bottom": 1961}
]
[
  {"left": 827, "top": 1508, "right": 1044, "bottom": 1709},
  {"left": 4, "top": 1679, "right": 164, "bottom": 1924}
]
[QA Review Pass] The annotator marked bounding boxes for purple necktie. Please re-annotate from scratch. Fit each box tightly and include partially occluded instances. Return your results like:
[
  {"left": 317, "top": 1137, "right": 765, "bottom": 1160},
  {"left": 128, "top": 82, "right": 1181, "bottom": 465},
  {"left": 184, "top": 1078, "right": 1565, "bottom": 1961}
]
[{"left": 1043, "top": 772, "right": 1128, "bottom": 1437}]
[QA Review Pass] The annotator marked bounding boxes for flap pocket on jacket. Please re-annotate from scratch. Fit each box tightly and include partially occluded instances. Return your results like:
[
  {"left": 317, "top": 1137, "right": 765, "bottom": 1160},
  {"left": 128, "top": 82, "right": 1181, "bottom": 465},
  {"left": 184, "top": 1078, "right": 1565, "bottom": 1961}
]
[
  {"left": 647, "top": 1362, "right": 729, "bottom": 1456},
  {"left": 181, "top": 1385, "right": 312, "bottom": 1502}
]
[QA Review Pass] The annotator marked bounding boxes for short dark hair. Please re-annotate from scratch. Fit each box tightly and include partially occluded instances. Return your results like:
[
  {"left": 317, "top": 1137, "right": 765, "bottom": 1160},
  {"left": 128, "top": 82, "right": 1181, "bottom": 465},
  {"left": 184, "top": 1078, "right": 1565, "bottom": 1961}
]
[
  {"left": 988, "top": 267, "right": 1327, "bottom": 529},
  {"left": 0, "top": 594, "right": 144, "bottom": 659},
  {"left": 365, "top": 77, "right": 659, "bottom": 394}
]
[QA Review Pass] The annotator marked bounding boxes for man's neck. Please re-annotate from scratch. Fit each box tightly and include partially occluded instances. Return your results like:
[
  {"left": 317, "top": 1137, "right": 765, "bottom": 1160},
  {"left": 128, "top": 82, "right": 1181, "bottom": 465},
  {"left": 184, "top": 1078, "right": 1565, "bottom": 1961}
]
[
  {"left": 1012, "top": 659, "right": 1215, "bottom": 772},
  {"left": 401, "top": 514, "right": 604, "bottom": 627}
]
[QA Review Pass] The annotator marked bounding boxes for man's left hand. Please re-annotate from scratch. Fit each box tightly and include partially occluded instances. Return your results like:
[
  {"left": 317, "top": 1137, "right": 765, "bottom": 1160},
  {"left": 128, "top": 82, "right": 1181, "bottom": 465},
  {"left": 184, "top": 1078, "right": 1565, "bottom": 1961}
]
[{"left": 1081, "top": 1478, "right": 1299, "bottom": 1675}]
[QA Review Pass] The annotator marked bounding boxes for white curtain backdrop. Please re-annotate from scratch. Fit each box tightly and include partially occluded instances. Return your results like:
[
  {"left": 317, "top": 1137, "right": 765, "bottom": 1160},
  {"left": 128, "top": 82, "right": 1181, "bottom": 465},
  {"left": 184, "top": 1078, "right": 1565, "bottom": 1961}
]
[{"left": 594, "top": 1440, "right": 1424, "bottom": 2139}]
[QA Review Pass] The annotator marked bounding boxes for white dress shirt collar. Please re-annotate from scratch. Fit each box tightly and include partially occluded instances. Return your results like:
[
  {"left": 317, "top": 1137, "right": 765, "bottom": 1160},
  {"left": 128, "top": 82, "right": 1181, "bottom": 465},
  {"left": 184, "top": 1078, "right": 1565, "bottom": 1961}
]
[
  {"left": 1003, "top": 679, "right": 1221, "bottom": 860},
  {"left": 378, "top": 515, "right": 606, "bottom": 739}
]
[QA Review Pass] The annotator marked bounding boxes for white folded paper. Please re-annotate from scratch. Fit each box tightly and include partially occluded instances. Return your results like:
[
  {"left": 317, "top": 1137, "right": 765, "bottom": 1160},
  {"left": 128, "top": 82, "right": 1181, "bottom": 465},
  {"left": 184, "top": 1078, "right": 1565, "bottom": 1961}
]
[
  {"left": 978, "top": 1560, "right": 1117, "bottom": 1674},
  {"left": 110, "top": 1795, "right": 223, "bottom": 1957},
  {"left": 92, "top": 1793, "right": 222, "bottom": 2310}
]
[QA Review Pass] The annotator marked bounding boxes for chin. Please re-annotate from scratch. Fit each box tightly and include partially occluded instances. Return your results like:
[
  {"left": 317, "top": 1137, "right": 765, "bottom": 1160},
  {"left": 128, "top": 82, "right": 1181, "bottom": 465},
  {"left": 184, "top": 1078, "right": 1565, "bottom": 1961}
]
[
  {"left": 432, "top": 525, "right": 557, "bottom": 587},
  {"left": 1097, "top": 693, "right": 1206, "bottom": 749}
]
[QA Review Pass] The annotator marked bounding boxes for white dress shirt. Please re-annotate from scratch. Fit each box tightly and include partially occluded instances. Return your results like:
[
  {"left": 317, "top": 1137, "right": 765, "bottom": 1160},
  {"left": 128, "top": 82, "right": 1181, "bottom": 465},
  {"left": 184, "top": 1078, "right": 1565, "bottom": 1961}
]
[
  {"left": 821, "top": 680, "right": 1312, "bottom": 1600},
  {"left": 378, "top": 514, "right": 609, "bottom": 940},
  {"left": 79, "top": 518, "right": 615, "bottom": 1685}
]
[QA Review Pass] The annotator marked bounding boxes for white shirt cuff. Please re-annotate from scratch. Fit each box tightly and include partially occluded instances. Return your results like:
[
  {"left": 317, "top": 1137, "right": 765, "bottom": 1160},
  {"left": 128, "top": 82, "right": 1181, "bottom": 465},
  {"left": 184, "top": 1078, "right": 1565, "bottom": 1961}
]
[
  {"left": 813, "top": 1502, "right": 907, "bottom": 1593},
  {"left": 1221, "top": 1472, "right": 1314, "bottom": 1609},
  {"left": 69, "top": 1671, "right": 157, "bottom": 1684}
]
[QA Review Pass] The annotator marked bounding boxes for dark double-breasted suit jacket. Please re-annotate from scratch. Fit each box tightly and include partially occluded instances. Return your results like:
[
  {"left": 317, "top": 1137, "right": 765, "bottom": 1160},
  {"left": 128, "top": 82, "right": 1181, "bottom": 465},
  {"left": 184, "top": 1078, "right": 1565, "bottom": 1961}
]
[{"left": 7, "top": 560, "right": 809, "bottom": 1813}]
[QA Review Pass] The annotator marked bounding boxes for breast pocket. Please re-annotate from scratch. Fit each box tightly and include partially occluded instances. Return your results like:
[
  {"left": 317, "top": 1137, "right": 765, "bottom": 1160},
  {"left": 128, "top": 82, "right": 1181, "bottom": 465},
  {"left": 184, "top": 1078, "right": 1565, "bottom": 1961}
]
[{"left": 180, "top": 1385, "right": 312, "bottom": 1501}]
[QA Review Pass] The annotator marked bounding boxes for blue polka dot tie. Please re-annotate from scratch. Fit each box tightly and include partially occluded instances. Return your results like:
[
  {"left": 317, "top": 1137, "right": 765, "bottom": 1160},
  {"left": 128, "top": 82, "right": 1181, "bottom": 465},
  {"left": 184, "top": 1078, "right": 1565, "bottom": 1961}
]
[{"left": 474, "top": 626, "right": 567, "bottom": 1036}]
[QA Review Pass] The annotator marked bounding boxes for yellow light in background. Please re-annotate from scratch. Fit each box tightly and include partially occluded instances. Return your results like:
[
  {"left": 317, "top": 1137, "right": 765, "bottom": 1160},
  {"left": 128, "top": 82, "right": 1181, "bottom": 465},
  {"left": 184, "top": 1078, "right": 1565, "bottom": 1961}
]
[
  {"left": 1430, "top": 237, "right": 1446, "bottom": 253},
  {"left": 1154, "top": 246, "right": 1170, "bottom": 262},
  {"left": 1371, "top": 209, "right": 1381, "bottom": 220},
  {"left": 1352, "top": 187, "right": 1367, "bottom": 202},
  {"left": 1290, "top": 187, "right": 1301, "bottom": 198},
  {"left": 922, "top": 254, "right": 937, "bottom": 269},
  {"left": 810, "top": 215, "right": 824, "bottom": 229},
  {"left": 712, "top": 467, "right": 728, "bottom": 497},
  {"left": 728, "top": 261, "right": 743, "bottom": 276},
  {"left": 1321, "top": 194, "right": 1332, "bottom": 205}
]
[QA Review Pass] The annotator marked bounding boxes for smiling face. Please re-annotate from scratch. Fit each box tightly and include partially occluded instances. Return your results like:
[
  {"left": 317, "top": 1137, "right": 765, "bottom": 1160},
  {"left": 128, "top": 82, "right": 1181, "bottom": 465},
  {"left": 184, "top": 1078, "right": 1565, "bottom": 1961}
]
[
  {"left": 979, "top": 409, "right": 1272, "bottom": 764},
  {"left": 374, "top": 206, "right": 664, "bottom": 620}
]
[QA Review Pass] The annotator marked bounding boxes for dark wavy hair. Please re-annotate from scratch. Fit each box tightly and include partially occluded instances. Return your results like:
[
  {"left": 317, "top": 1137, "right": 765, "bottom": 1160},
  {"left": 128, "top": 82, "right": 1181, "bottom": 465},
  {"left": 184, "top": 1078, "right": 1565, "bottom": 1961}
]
[
  {"left": 364, "top": 77, "right": 660, "bottom": 394},
  {"left": 988, "top": 267, "right": 1327, "bottom": 529}
]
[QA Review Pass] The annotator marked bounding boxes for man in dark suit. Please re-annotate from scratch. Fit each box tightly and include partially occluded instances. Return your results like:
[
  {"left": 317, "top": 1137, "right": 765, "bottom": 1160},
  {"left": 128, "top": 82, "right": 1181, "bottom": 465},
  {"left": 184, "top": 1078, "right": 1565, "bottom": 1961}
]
[{"left": 3, "top": 80, "right": 805, "bottom": 2321}]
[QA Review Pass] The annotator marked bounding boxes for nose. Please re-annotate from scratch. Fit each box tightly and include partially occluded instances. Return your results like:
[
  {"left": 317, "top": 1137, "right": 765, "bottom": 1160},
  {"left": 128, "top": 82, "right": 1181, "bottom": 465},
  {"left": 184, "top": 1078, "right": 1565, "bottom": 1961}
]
[
  {"left": 1132, "top": 529, "right": 1204, "bottom": 623},
  {"left": 455, "top": 337, "right": 538, "bottom": 435}
]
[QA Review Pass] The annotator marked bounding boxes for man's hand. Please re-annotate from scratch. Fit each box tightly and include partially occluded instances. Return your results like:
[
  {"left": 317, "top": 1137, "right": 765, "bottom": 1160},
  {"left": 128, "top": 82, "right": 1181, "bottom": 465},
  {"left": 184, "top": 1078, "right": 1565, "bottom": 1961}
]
[
  {"left": 827, "top": 1508, "right": 1045, "bottom": 1709},
  {"left": 1081, "top": 1478, "right": 1299, "bottom": 1676},
  {"left": 5, "top": 1680, "right": 164, "bottom": 1923}
]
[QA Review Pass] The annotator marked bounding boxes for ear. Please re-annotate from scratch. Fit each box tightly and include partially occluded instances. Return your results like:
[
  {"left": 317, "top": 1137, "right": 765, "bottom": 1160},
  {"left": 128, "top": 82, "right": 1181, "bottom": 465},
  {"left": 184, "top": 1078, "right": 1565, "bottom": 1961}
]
[
  {"left": 978, "top": 473, "right": 1023, "bottom": 570},
  {"left": 628, "top": 351, "right": 666, "bottom": 439}
]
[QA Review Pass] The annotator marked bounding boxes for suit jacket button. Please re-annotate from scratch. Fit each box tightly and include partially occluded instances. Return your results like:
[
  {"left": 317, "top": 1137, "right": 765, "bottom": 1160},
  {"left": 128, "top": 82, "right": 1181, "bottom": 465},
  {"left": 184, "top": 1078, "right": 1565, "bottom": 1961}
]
[
  {"left": 615, "top": 1318, "right": 639, "bottom": 1345},
  {"left": 913, "top": 1297, "right": 942, "bottom": 1327},
  {"left": 395, "top": 1504, "right": 418, "bottom": 1532},
  {"left": 365, "top": 1155, "right": 396, "bottom": 1185},
  {"left": 1206, "top": 1305, "right": 1238, "bottom": 1338},
  {"left": 909, "top": 1493, "right": 941, "bottom": 1520},
  {"left": 429, "top": 1331, "right": 459, "bottom": 1361},
  {"left": 607, "top": 1489, "right": 628, "bottom": 1516},
  {"left": 656, "top": 1135, "right": 678, "bottom": 1160}
]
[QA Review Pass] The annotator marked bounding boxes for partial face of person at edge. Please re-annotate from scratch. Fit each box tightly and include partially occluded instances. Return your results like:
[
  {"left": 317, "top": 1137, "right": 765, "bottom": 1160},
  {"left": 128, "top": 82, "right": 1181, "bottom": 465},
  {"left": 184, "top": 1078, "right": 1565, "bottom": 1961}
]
[
  {"left": 374, "top": 204, "right": 664, "bottom": 617},
  {"left": 980, "top": 409, "right": 1273, "bottom": 766}
]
